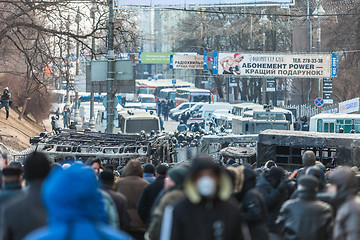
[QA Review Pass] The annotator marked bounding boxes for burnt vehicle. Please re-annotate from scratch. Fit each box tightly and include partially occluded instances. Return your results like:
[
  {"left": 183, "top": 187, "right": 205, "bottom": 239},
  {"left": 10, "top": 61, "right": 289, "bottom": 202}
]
[
  {"left": 199, "top": 134, "right": 258, "bottom": 163},
  {"left": 220, "top": 146, "right": 256, "bottom": 165},
  {"left": 257, "top": 129, "right": 360, "bottom": 170},
  {"left": 35, "top": 130, "right": 175, "bottom": 166}
]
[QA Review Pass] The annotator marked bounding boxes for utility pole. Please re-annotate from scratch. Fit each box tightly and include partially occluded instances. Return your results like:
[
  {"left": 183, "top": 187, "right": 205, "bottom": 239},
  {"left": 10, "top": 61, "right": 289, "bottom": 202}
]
[
  {"left": 89, "top": 1, "right": 98, "bottom": 131},
  {"left": 259, "top": 10, "right": 269, "bottom": 105},
  {"left": 74, "top": 8, "right": 82, "bottom": 128},
  {"left": 66, "top": 15, "right": 71, "bottom": 105},
  {"left": 106, "top": 0, "right": 115, "bottom": 133}
]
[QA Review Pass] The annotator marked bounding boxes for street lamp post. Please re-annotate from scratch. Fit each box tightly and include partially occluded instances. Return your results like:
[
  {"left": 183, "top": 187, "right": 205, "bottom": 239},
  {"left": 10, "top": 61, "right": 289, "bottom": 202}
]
[
  {"left": 259, "top": 11, "right": 269, "bottom": 105},
  {"left": 65, "top": 16, "right": 71, "bottom": 105},
  {"left": 106, "top": 0, "right": 115, "bottom": 134},
  {"left": 89, "top": 1, "right": 98, "bottom": 131},
  {"left": 73, "top": 8, "right": 83, "bottom": 129},
  {"left": 313, "top": 2, "right": 325, "bottom": 99}
]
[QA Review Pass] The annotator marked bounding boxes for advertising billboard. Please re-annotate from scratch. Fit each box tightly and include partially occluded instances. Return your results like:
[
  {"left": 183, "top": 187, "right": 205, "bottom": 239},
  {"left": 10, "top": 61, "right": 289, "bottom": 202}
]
[
  {"left": 170, "top": 55, "right": 204, "bottom": 69},
  {"left": 139, "top": 52, "right": 172, "bottom": 64},
  {"left": 216, "top": 53, "right": 334, "bottom": 78},
  {"left": 339, "top": 98, "right": 359, "bottom": 114},
  {"left": 115, "top": 0, "right": 294, "bottom": 8}
]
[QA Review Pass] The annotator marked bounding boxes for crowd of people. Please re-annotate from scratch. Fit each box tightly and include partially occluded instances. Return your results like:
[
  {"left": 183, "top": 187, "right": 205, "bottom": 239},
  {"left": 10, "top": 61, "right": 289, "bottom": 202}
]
[{"left": 0, "top": 151, "right": 359, "bottom": 240}]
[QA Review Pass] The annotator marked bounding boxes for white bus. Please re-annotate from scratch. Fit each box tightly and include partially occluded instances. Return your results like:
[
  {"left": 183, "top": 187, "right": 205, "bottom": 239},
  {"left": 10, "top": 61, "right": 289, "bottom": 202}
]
[
  {"left": 175, "top": 88, "right": 212, "bottom": 107},
  {"left": 118, "top": 110, "right": 161, "bottom": 134},
  {"left": 159, "top": 88, "right": 177, "bottom": 102},
  {"left": 310, "top": 113, "right": 360, "bottom": 133}
]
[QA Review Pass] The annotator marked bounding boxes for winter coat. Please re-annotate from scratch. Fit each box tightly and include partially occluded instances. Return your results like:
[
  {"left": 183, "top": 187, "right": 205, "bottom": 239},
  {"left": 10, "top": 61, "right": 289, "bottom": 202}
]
[
  {"left": 145, "top": 190, "right": 184, "bottom": 240},
  {"left": 256, "top": 174, "right": 288, "bottom": 231},
  {"left": 276, "top": 195, "right": 333, "bottom": 240},
  {"left": 115, "top": 160, "right": 149, "bottom": 233},
  {"left": 330, "top": 167, "right": 360, "bottom": 240},
  {"left": 233, "top": 167, "right": 269, "bottom": 240},
  {"left": 24, "top": 164, "right": 132, "bottom": 240},
  {"left": 1, "top": 92, "right": 10, "bottom": 101},
  {"left": 0, "top": 182, "right": 22, "bottom": 206},
  {"left": 137, "top": 176, "right": 165, "bottom": 227},
  {"left": 0, "top": 180, "right": 47, "bottom": 240},
  {"left": 103, "top": 185, "right": 130, "bottom": 230},
  {"left": 165, "top": 159, "right": 244, "bottom": 240}
]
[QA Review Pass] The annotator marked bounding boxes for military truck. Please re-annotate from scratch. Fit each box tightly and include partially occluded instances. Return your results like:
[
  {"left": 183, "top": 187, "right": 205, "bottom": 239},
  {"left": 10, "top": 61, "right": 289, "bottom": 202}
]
[{"left": 232, "top": 106, "right": 290, "bottom": 134}]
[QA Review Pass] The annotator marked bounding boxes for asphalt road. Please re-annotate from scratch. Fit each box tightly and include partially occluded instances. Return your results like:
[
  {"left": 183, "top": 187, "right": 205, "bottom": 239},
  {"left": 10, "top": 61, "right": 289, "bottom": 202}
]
[{"left": 163, "top": 118, "right": 179, "bottom": 133}]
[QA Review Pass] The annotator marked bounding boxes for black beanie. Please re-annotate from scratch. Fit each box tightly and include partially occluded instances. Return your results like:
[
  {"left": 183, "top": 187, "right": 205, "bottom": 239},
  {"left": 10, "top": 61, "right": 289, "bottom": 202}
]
[
  {"left": 168, "top": 166, "right": 188, "bottom": 186},
  {"left": 24, "top": 152, "right": 51, "bottom": 181},
  {"left": 298, "top": 175, "right": 319, "bottom": 193},
  {"left": 156, "top": 164, "right": 169, "bottom": 176},
  {"left": 268, "top": 167, "right": 285, "bottom": 182},
  {"left": 143, "top": 164, "right": 155, "bottom": 174},
  {"left": 99, "top": 170, "right": 115, "bottom": 185}
]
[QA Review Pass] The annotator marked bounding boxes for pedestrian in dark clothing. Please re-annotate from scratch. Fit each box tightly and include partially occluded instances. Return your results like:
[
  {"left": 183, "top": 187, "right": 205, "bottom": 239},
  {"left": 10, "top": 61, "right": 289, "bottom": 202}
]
[
  {"left": 290, "top": 166, "right": 326, "bottom": 199},
  {"left": 137, "top": 164, "right": 168, "bottom": 228},
  {"left": 169, "top": 100, "right": 175, "bottom": 109},
  {"left": 143, "top": 164, "right": 156, "bottom": 183},
  {"left": 230, "top": 166, "right": 270, "bottom": 240},
  {"left": 329, "top": 167, "right": 360, "bottom": 240},
  {"left": 162, "top": 104, "right": 169, "bottom": 121},
  {"left": 0, "top": 152, "right": 51, "bottom": 240},
  {"left": 276, "top": 175, "right": 333, "bottom": 240},
  {"left": 177, "top": 120, "right": 188, "bottom": 133},
  {"left": 145, "top": 166, "right": 188, "bottom": 240},
  {"left": 62, "top": 107, "right": 71, "bottom": 128},
  {"left": 69, "top": 121, "right": 77, "bottom": 130},
  {"left": 163, "top": 156, "right": 246, "bottom": 240},
  {"left": 115, "top": 159, "right": 149, "bottom": 240},
  {"left": 24, "top": 164, "right": 133, "bottom": 240},
  {"left": 0, "top": 87, "right": 11, "bottom": 120},
  {"left": 256, "top": 167, "right": 289, "bottom": 235},
  {"left": 99, "top": 170, "right": 130, "bottom": 231},
  {"left": 157, "top": 101, "right": 161, "bottom": 117},
  {"left": 180, "top": 113, "right": 187, "bottom": 124},
  {"left": 0, "top": 166, "right": 22, "bottom": 206},
  {"left": 51, "top": 116, "right": 61, "bottom": 134}
]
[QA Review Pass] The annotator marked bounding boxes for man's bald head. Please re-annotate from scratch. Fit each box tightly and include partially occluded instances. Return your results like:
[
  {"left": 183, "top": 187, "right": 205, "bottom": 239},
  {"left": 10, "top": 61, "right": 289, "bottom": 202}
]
[{"left": 302, "top": 151, "right": 316, "bottom": 167}]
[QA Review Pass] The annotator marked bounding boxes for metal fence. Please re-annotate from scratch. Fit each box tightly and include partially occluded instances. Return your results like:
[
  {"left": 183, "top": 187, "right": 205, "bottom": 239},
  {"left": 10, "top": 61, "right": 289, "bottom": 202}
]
[{"left": 284, "top": 103, "right": 338, "bottom": 120}]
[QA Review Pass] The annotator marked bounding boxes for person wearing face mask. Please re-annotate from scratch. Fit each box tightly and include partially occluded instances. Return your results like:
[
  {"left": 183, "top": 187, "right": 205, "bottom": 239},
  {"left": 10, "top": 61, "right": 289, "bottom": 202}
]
[
  {"left": 329, "top": 167, "right": 360, "bottom": 240},
  {"left": 162, "top": 156, "right": 245, "bottom": 240},
  {"left": 256, "top": 167, "right": 289, "bottom": 239}
]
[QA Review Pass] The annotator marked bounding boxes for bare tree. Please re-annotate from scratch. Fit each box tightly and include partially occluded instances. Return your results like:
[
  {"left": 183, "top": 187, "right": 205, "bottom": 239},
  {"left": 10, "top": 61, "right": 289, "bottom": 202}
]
[{"left": 0, "top": 0, "right": 139, "bottom": 121}]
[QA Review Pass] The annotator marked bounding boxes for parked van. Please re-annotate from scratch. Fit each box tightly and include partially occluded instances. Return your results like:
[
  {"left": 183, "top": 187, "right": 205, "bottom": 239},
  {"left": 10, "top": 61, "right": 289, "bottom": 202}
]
[{"left": 138, "top": 94, "right": 157, "bottom": 110}]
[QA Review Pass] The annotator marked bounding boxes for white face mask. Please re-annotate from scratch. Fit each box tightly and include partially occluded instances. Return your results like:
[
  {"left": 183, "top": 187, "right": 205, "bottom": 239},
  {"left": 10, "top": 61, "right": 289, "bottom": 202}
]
[{"left": 196, "top": 176, "right": 216, "bottom": 197}]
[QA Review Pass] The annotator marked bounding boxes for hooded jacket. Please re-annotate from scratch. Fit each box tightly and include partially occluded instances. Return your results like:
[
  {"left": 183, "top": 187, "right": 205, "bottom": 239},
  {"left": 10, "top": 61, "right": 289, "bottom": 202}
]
[
  {"left": 232, "top": 167, "right": 269, "bottom": 240},
  {"left": 24, "top": 164, "right": 132, "bottom": 240},
  {"left": 115, "top": 160, "right": 149, "bottom": 233},
  {"left": 165, "top": 158, "right": 244, "bottom": 240},
  {"left": 276, "top": 175, "right": 333, "bottom": 240},
  {"left": 330, "top": 167, "right": 360, "bottom": 240},
  {"left": 256, "top": 170, "right": 288, "bottom": 231},
  {"left": 145, "top": 166, "right": 188, "bottom": 240}
]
